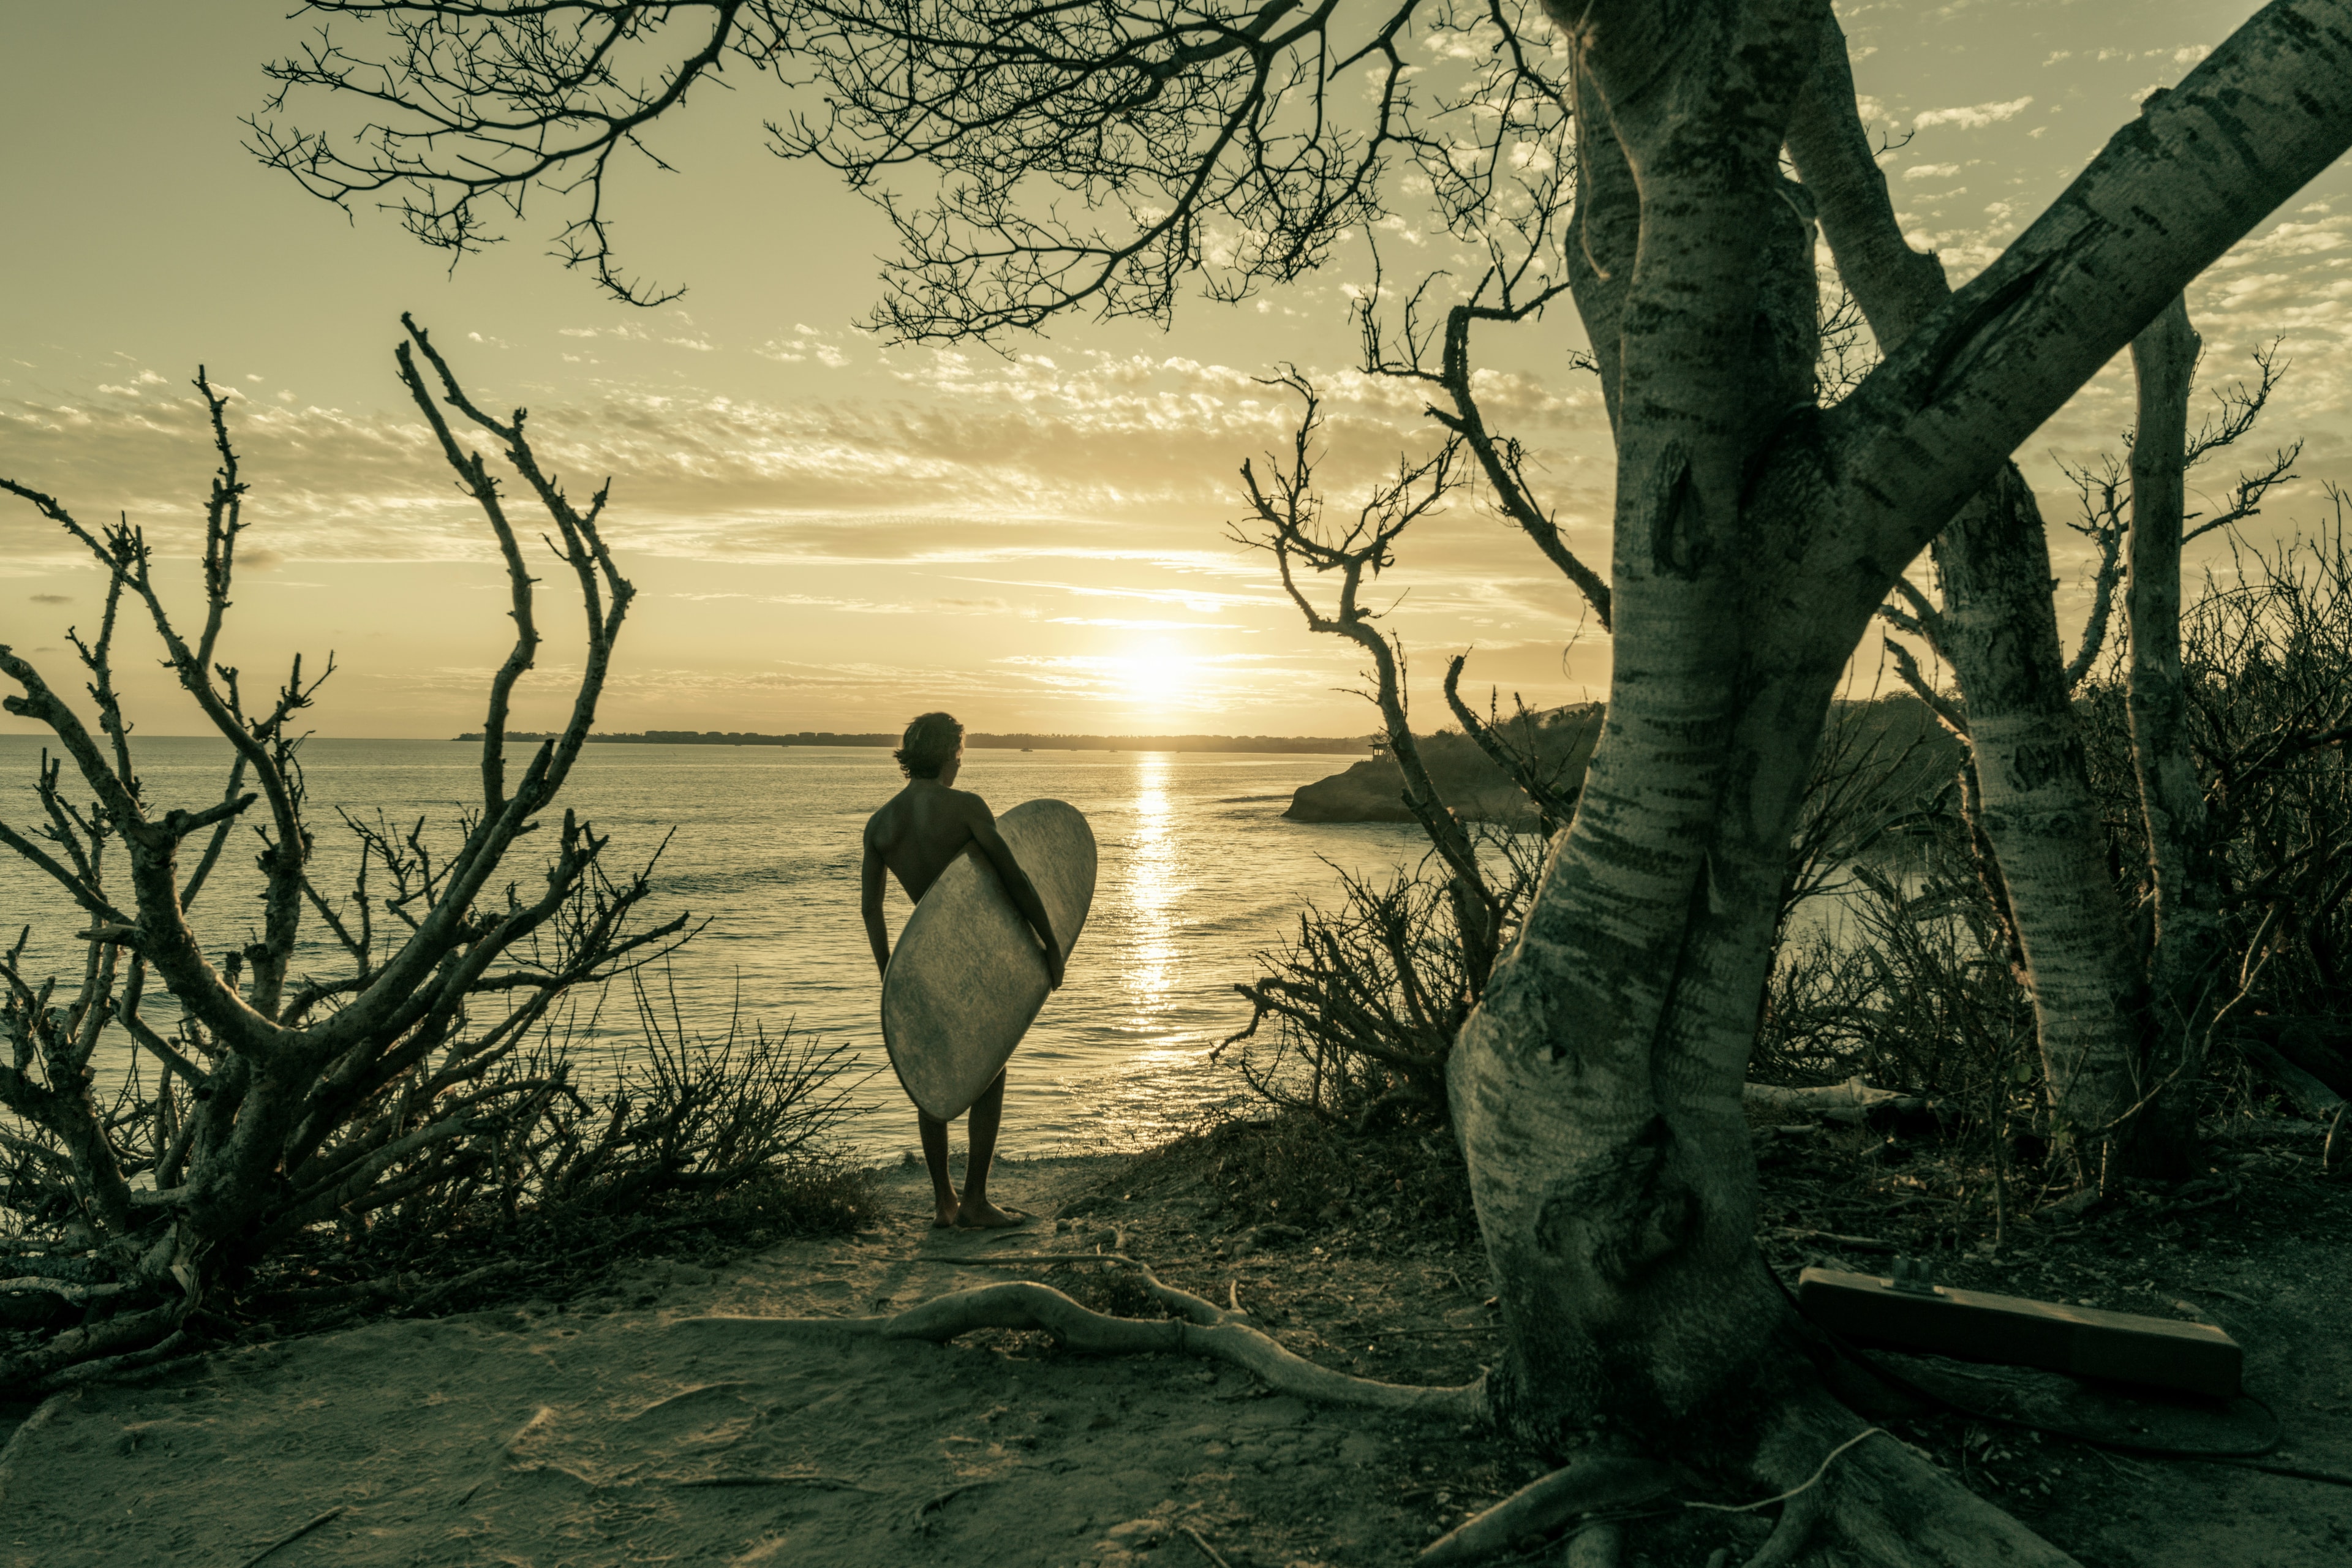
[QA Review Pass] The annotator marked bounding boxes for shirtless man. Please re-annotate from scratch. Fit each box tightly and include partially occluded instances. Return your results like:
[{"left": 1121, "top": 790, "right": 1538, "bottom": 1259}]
[{"left": 861, "top": 710, "right": 1065, "bottom": 1229}]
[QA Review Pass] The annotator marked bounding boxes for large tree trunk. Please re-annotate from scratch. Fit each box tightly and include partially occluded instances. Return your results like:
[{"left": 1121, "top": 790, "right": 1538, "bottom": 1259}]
[
  {"left": 1453, "top": 0, "right": 1831, "bottom": 1447},
  {"left": 1446, "top": 0, "right": 2352, "bottom": 1556}
]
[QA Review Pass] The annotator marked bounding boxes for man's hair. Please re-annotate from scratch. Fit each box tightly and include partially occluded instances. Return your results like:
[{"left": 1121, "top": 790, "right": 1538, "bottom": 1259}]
[{"left": 894, "top": 711, "right": 965, "bottom": 779}]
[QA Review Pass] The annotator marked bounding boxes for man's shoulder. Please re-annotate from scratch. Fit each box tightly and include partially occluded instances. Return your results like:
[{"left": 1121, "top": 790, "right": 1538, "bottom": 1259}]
[
  {"left": 943, "top": 786, "right": 993, "bottom": 818},
  {"left": 862, "top": 787, "right": 912, "bottom": 834}
]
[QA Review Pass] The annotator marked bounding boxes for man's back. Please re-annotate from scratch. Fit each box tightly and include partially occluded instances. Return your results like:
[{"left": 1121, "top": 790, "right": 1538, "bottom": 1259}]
[
  {"left": 860, "top": 758, "right": 1062, "bottom": 991},
  {"left": 864, "top": 782, "right": 989, "bottom": 904}
]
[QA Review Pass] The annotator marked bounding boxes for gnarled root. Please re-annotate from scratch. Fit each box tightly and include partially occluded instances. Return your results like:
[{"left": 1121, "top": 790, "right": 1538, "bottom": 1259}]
[
  {"left": 1418, "top": 1453, "right": 1672, "bottom": 1564},
  {"left": 1744, "top": 1390, "right": 2081, "bottom": 1567},
  {"left": 675, "top": 1255, "right": 1484, "bottom": 1420},
  {"left": 1423, "top": 1385, "right": 2081, "bottom": 1568},
  {"left": 1736, "top": 1479, "right": 1824, "bottom": 1568},
  {"left": 677, "top": 1259, "right": 2077, "bottom": 1568},
  {"left": 0, "top": 1295, "right": 188, "bottom": 1395}
]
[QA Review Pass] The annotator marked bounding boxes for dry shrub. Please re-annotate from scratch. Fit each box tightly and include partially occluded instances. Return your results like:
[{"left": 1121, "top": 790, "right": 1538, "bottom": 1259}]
[
  {"left": 0, "top": 326, "right": 873, "bottom": 1385},
  {"left": 1218, "top": 834, "right": 1544, "bottom": 1131},
  {"left": 1757, "top": 848, "right": 2037, "bottom": 1125}
]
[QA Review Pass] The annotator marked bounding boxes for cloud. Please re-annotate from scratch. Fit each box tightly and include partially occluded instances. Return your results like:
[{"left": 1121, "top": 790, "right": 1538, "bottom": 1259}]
[
  {"left": 1, "top": 349, "right": 1595, "bottom": 576},
  {"left": 1913, "top": 97, "right": 2034, "bottom": 131},
  {"left": 666, "top": 590, "right": 1030, "bottom": 616},
  {"left": 1903, "top": 164, "right": 1960, "bottom": 182},
  {"left": 1048, "top": 617, "right": 1256, "bottom": 631},
  {"left": 947, "top": 576, "right": 1273, "bottom": 612},
  {"left": 29, "top": 592, "right": 70, "bottom": 604}
]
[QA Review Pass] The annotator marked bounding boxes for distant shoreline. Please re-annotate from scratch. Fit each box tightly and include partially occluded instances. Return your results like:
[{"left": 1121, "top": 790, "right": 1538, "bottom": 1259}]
[{"left": 450, "top": 729, "right": 1375, "bottom": 755}]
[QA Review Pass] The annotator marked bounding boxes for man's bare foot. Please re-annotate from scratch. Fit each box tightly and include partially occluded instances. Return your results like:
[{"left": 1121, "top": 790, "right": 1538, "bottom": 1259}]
[
  {"left": 954, "top": 1196, "right": 1027, "bottom": 1229},
  {"left": 932, "top": 1197, "right": 962, "bottom": 1229}
]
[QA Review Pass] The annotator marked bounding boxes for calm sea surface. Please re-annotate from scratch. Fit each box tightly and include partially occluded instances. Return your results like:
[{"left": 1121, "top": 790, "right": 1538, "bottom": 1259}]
[{"left": 0, "top": 737, "right": 1434, "bottom": 1160}]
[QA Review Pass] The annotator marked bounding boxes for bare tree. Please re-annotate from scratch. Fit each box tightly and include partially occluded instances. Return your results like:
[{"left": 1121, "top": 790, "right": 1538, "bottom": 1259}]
[
  {"left": 1229, "top": 372, "right": 1501, "bottom": 997},
  {"left": 0, "top": 318, "right": 703, "bottom": 1388},
  {"left": 1853, "top": 268, "right": 2309, "bottom": 1180},
  {"left": 1784, "top": 34, "right": 2166, "bottom": 1188},
  {"left": 250, "top": 3, "right": 2352, "bottom": 1562}
]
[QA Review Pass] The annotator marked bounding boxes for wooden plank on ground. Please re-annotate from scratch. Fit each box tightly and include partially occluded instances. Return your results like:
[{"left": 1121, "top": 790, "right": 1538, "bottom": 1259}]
[{"left": 1796, "top": 1267, "right": 2243, "bottom": 1399}]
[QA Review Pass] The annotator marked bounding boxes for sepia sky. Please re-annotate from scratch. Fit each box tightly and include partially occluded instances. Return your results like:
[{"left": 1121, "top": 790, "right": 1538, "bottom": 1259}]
[{"left": 3, "top": 1, "right": 2347, "bottom": 740}]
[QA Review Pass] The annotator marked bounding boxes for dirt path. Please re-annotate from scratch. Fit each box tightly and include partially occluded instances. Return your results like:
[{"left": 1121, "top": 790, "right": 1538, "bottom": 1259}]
[
  {"left": 2, "top": 1140, "right": 2348, "bottom": 1566},
  {"left": 0, "top": 1158, "right": 1531, "bottom": 1568}
]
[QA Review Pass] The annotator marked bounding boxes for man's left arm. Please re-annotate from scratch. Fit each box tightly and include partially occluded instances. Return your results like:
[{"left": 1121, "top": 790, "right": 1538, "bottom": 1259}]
[
  {"left": 968, "top": 809, "right": 1066, "bottom": 989},
  {"left": 859, "top": 831, "right": 892, "bottom": 979}
]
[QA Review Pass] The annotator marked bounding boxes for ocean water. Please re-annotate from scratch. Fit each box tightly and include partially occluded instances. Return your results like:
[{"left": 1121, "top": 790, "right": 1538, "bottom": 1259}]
[{"left": 0, "top": 737, "right": 1436, "bottom": 1159}]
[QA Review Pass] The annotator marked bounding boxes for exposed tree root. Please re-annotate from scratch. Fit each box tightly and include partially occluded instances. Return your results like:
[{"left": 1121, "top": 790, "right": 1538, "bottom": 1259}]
[
  {"left": 1418, "top": 1400, "right": 2082, "bottom": 1567},
  {"left": 30, "top": 1329, "right": 193, "bottom": 1395},
  {"left": 0, "top": 1294, "right": 189, "bottom": 1393},
  {"left": 1745, "top": 1391, "right": 2082, "bottom": 1567},
  {"left": 674, "top": 1253, "right": 1483, "bottom": 1419},
  {"left": 1417, "top": 1453, "right": 1671, "bottom": 1564},
  {"left": 1738, "top": 1482, "right": 1823, "bottom": 1568},
  {"left": 1564, "top": 1522, "right": 1623, "bottom": 1566},
  {"left": 680, "top": 1254, "right": 2084, "bottom": 1567}
]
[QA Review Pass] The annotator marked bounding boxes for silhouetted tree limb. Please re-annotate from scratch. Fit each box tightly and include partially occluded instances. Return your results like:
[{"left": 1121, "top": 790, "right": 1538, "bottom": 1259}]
[
  {"left": 1229, "top": 369, "right": 1504, "bottom": 998},
  {"left": 251, "top": 0, "right": 1507, "bottom": 332},
  {"left": 0, "top": 320, "right": 732, "bottom": 1389}
]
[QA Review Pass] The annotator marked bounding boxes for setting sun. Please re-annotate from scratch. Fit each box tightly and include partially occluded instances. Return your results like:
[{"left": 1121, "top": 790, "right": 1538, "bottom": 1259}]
[{"left": 1116, "top": 641, "right": 1193, "bottom": 712}]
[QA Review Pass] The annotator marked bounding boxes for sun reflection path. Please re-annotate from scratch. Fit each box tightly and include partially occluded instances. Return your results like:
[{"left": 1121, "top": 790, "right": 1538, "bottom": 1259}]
[
  {"left": 1119, "top": 753, "right": 1182, "bottom": 1031},
  {"left": 1053, "top": 750, "right": 1232, "bottom": 1148}
]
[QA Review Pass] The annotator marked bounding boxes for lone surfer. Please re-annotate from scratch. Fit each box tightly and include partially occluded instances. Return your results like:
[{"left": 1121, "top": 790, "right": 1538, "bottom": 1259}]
[{"left": 862, "top": 711, "right": 1065, "bottom": 1229}]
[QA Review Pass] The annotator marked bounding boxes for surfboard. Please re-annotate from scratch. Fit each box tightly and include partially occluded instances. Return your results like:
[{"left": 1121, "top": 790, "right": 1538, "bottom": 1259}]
[{"left": 880, "top": 798, "right": 1097, "bottom": 1122}]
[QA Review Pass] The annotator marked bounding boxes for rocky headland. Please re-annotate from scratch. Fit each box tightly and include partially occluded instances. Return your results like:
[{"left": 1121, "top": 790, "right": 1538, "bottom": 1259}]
[{"left": 1283, "top": 708, "right": 1602, "bottom": 827}]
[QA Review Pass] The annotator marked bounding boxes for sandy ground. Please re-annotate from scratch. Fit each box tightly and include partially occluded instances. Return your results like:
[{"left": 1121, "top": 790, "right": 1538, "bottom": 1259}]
[
  {"left": 2, "top": 1139, "right": 2348, "bottom": 1567},
  {"left": 0, "top": 1157, "right": 1526, "bottom": 1568}
]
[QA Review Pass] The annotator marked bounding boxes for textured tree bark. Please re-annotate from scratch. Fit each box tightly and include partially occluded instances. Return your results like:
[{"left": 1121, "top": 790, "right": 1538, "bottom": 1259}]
[
  {"left": 1934, "top": 479, "right": 2149, "bottom": 1180},
  {"left": 1445, "top": 0, "right": 2352, "bottom": 1553},
  {"left": 1789, "top": 20, "right": 2152, "bottom": 1185},
  {"left": 2126, "top": 296, "right": 2226, "bottom": 1172},
  {"left": 1458, "top": 0, "right": 1834, "bottom": 1448}
]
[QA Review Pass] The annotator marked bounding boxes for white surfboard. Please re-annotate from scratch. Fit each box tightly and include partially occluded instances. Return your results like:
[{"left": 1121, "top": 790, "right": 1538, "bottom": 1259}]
[{"left": 881, "top": 799, "right": 1096, "bottom": 1123}]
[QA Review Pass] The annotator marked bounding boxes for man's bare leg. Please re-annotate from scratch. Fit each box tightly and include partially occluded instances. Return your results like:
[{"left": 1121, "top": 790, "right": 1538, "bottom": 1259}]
[
  {"left": 954, "top": 1071, "right": 1019, "bottom": 1228},
  {"left": 917, "top": 1110, "right": 960, "bottom": 1227}
]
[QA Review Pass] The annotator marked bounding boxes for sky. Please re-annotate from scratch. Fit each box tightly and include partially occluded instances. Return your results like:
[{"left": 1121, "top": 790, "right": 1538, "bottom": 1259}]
[{"left": 2, "top": 1, "right": 2347, "bottom": 741}]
